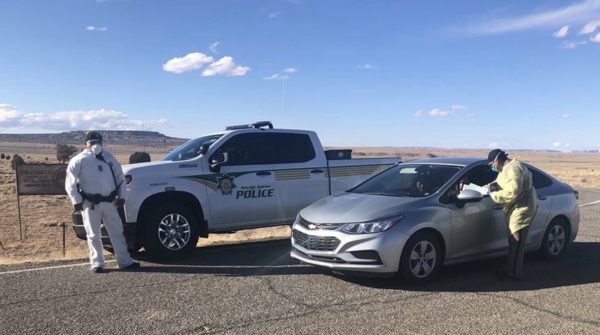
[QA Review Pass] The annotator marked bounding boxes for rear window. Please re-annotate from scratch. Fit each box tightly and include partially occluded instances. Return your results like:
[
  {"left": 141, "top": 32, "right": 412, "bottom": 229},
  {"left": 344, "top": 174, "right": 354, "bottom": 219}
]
[{"left": 530, "top": 168, "right": 553, "bottom": 189}]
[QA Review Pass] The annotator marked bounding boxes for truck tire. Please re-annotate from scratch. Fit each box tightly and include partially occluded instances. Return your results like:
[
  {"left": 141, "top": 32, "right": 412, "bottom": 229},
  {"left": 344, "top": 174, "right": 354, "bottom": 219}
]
[{"left": 143, "top": 203, "right": 200, "bottom": 260}]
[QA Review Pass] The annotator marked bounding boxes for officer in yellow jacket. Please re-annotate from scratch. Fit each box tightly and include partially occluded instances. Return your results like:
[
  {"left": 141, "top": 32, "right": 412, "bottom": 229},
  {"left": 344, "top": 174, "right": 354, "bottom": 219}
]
[{"left": 487, "top": 149, "right": 537, "bottom": 280}]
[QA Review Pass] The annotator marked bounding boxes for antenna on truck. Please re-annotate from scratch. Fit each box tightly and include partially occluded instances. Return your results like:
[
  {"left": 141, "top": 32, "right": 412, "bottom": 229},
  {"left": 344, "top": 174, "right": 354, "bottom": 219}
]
[{"left": 225, "top": 121, "right": 274, "bottom": 131}]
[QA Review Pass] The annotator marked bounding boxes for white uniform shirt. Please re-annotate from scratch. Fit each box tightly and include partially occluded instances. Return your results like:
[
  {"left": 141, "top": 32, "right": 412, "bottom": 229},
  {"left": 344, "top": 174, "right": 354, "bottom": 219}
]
[{"left": 65, "top": 149, "right": 126, "bottom": 205}]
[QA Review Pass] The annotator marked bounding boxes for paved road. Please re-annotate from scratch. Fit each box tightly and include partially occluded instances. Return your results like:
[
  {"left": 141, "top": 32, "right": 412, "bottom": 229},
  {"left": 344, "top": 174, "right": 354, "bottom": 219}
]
[{"left": 2, "top": 189, "right": 600, "bottom": 334}]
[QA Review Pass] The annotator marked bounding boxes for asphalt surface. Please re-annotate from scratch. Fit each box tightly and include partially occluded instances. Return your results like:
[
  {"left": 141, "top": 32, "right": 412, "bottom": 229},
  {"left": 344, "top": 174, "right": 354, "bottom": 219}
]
[{"left": 2, "top": 189, "right": 600, "bottom": 335}]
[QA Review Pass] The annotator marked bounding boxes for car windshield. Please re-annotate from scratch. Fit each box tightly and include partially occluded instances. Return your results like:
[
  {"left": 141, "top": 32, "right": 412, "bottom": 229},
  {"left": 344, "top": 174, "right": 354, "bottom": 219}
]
[
  {"left": 162, "top": 135, "right": 222, "bottom": 161},
  {"left": 350, "top": 164, "right": 463, "bottom": 197}
]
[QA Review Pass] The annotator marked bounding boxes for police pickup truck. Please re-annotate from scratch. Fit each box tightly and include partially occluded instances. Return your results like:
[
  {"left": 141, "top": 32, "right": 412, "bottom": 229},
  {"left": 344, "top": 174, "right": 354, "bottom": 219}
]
[{"left": 75, "top": 121, "right": 399, "bottom": 259}]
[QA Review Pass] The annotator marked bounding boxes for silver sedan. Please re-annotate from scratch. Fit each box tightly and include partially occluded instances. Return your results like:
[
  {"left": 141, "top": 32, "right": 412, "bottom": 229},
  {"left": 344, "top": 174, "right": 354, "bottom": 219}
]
[{"left": 290, "top": 157, "right": 580, "bottom": 284}]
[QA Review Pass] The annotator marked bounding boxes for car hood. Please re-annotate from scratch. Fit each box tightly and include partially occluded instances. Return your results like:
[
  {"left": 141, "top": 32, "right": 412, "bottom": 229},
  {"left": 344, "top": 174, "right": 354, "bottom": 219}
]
[{"left": 299, "top": 192, "right": 424, "bottom": 224}]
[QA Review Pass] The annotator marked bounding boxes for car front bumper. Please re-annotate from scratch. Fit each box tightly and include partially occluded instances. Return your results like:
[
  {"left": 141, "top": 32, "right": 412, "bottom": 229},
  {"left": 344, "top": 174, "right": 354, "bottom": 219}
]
[{"left": 290, "top": 222, "right": 408, "bottom": 274}]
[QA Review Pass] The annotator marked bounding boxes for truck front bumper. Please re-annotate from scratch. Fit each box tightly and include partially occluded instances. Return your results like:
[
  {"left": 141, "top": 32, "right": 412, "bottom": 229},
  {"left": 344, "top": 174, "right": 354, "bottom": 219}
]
[{"left": 73, "top": 222, "right": 138, "bottom": 250}]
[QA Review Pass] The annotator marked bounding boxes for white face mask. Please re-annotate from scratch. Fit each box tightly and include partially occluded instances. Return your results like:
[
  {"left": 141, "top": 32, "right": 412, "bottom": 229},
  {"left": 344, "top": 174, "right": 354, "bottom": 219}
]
[{"left": 90, "top": 144, "right": 102, "bottom": 155}]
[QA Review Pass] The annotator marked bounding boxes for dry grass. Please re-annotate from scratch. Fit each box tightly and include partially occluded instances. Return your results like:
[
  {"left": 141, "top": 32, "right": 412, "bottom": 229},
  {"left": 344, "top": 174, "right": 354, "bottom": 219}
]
[{"left": 1, "top": 142, "right": 597, "bottom": 265}]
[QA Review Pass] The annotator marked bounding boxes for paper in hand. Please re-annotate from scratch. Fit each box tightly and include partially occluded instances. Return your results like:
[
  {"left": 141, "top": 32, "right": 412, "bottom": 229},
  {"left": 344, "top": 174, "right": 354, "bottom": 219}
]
[{"left": 462, "top": 183, "right": 489, "bottom": 196}]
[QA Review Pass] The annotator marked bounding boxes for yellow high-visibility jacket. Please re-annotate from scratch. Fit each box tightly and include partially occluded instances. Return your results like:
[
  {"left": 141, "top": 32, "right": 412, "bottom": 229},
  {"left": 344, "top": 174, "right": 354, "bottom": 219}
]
[{"left": 490, "top": 159, "right": 537, "bottom": 234}]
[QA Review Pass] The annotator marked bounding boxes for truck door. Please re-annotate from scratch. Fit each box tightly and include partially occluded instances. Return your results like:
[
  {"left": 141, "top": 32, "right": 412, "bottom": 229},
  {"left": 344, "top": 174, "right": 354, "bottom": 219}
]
[
  {"left": 270, "top": 132, "right": 328, "bottom": 222},
  {"left": 205, "top": 133, "right": 278, "bottom": 229}
]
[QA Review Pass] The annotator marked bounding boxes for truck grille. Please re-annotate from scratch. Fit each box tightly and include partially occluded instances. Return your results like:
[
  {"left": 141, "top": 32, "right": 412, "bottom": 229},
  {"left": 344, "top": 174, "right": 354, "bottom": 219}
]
[{"left": 292, "top": 230, "right": 340, "bottom": 251}]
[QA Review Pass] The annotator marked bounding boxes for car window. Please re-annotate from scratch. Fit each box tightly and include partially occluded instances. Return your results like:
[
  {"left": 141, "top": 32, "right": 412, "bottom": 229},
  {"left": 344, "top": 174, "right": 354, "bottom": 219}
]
[
  {"left": 530, "top": 168, "right": 553, "bottom": 189},
  {"left": 212, "top": 132, "right": 316, "bottom": 166},
  {"left": 350, "top": 164, "right": 462, "bottom": 197},
  {"left": 441, "top": 164, "right": 497, "bottom": 203}
]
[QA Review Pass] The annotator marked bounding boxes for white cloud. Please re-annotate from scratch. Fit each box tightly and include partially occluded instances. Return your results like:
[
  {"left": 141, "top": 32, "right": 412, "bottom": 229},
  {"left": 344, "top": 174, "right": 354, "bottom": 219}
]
[
  {"left": 591, "top": 32, "right": 600, "bottom": 42},
  {"left": 415, "top": 108, "right": 454, "bottom": 118},
  {"left": 560, "top": 40, "right": 588, "bottom": 48},
  {"left": 553, "top": 25, "right": 570, "bottom": 37},
  {"left": 358, "top": 64, "right": 378, "bottom": 70},
  {"left": 563, "top": 113, "right": 571, "bottom": 118},
  {"left": 553, "top": 142, "right": 563, "bottom": 147},
  {"left": 209, "top": 41, "right": 220, "bottom": 54},
  {"left": 264, "top": 67, "right": 297, "bottom": 80},
  {"left": 458, "top": 0, "right": 600, "bottom": 35},
  {"left": 451, "top": 104, "right": 467, "bottom": 110},
  {"left": 488, "top": 142, "right": 499, "bottom": 148},
  {"left": 269, "top": 11, "right": 282, "bottom": 19},
  {"left": 579, "top": 19, "right": 600, "bottom": 34},
  {"left": 86, "top": 26, "right": 108, "bottom": 32},
  {"left": 0, "top": 104, "right": 167, "bottom": 131},
  {"left": 163, "top": 52, "right": 214, "bottom": 74},
  {"left": 202, "top": 56, "right": 250, "bottom": 77}
]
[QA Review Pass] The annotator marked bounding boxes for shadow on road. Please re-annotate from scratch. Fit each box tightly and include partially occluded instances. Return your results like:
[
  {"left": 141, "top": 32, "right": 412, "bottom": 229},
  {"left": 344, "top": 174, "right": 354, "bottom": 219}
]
[
  {"left": 131, "top": 238, "right": 327, "bottom": 277},
  {"left": 129, "top": 239, "right": 600, "bottom": 292},
  {"left": 339, "top": 241, "right": 600, "bottom": 292}
]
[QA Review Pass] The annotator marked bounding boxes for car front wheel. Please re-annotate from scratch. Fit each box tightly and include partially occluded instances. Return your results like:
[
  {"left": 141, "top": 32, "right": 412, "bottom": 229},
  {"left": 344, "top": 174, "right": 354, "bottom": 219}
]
[{"left": 399, "top": 231, "right": 443, "bottom": 284}]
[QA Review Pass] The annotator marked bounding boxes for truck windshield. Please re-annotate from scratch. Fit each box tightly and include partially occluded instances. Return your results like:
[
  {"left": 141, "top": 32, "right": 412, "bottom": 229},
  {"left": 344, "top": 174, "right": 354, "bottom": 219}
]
[
  {"left": 162, "top": 135, "right": 222, "bottom": 161},
  {"left": 350, "top": 164, "right": 462, "bottom": 197}
]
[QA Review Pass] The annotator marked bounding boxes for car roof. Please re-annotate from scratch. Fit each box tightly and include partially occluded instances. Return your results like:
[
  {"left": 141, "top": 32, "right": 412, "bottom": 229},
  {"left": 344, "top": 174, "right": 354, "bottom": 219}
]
[{"left": 402, "top": 157, "right": 486, "bottom": 167}]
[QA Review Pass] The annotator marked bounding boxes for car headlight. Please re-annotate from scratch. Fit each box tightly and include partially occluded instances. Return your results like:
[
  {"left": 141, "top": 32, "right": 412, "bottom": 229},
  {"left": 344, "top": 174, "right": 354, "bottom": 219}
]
[{"left": 340, "top": 214, "right": 406, "bottom": 234}]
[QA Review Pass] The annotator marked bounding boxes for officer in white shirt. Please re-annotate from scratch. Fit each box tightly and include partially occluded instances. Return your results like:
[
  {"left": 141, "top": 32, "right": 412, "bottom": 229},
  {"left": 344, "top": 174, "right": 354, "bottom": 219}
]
[{"left": 65, "top": 131, "right": 140, "bottom": 273}]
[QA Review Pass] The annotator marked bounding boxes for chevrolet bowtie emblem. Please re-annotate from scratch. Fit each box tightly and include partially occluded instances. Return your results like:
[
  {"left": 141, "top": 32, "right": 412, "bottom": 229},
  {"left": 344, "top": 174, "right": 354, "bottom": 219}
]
[{"left": 308, "top": 224, "right": 317, "bottom": 230}]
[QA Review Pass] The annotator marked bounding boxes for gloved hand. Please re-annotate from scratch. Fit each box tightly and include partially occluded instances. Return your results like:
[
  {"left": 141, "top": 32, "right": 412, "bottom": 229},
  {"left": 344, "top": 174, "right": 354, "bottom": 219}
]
[
  {"left": 116, "top": 199, "right": 125, "bottom": 208},
  {"left": 74, "top": 203, "right": 83, "bottom": 211}
]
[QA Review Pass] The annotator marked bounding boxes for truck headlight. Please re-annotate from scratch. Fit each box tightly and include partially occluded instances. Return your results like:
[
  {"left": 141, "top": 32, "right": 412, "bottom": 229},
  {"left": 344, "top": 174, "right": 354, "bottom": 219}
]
[{"left": 340, "top": 214, "right": 406, "bottom": 234}]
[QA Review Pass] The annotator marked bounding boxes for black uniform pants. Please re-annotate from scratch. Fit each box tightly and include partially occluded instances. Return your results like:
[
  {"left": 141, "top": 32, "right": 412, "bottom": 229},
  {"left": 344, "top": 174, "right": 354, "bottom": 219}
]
[{"left": 505, "top": 226, "right": 530, "bottom": 279}]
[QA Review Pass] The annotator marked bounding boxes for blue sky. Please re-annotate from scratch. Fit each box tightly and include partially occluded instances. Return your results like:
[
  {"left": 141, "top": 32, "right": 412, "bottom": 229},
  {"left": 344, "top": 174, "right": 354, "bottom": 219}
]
[{"left": 1, "top": 0, "right": 599, "bottom": 151}]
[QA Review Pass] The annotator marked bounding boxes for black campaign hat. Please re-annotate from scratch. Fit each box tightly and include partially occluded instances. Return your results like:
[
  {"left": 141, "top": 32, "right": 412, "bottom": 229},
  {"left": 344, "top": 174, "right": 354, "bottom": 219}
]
[{"left": 85, "top": 131, "right": 103, "bottom": 142}]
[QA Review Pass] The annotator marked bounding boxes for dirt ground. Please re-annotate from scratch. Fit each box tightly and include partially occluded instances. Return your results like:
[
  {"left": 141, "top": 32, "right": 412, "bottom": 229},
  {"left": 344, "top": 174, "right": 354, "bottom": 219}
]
[{"left": 0, "top": 142, "right": 597, "bottom": 265}]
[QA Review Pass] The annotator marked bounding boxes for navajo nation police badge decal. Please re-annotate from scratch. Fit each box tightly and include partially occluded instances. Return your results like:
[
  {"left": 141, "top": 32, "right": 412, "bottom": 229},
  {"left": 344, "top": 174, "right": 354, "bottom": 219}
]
[{"left": 217, "top": 174, "right": 236, "bottom": 195}]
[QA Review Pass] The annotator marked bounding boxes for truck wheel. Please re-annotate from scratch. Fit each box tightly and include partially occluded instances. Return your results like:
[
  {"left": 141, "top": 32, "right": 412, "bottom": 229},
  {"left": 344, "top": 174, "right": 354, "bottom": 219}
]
[
  {"left": 143, "top": 203, "right": 200, "bottom": 260},
  {"left": 399, "top": 231, "right": 442, "bottom": 285},
  {"left": 540, "top": 218, "right": 569, "bottom": 260}
]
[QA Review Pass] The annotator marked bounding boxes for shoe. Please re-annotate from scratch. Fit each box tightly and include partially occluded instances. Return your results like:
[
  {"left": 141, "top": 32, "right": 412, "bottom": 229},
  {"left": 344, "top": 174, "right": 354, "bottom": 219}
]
[
  {"left": 121, "top": 262, "right": 140, "bottom": 270},
  {"left": 92, "top": 267, "right": 105, "bottom": 273}
]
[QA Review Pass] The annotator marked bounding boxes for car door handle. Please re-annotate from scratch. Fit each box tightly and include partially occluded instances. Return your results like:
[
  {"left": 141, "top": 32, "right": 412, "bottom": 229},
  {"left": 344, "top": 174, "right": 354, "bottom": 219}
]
[
  {"left": 256, "top": 171, "right": 271, "bottom": 176},
  {"left": 311, "top": 169, "right": 324, "bottom": 174},
  {"left": 494, "top": 205, "right": 504, "bottom": 210},
  {"left": 538, "top": 196, "right": 548, "bottom": 201}
]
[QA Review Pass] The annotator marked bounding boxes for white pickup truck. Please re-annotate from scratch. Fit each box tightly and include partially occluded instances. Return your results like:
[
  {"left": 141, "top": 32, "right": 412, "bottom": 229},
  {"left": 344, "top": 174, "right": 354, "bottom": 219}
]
[{"left": 74, "top": 122, "right": 399, "bottom": 259}]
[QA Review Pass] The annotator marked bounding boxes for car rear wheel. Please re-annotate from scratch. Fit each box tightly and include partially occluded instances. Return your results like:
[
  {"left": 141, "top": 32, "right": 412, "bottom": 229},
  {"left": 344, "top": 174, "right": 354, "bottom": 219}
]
[
  {"left": 540, "top": 218, "right": 569, "bottom": 260},
  {"left": 399, "top": 231, "right": 443, "bottom": 284},
  {"left": 143, "top": 203, "right": 199, "bottom": 260}
]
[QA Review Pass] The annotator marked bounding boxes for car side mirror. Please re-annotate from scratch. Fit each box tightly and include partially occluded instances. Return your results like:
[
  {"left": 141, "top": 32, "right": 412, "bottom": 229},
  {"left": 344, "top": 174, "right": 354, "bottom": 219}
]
[
  {"left": 209, "top": 152, "right": 228, "bottom": 173},
  {"left": 457, "top": 189, "right": 484, "bottom": 203}
]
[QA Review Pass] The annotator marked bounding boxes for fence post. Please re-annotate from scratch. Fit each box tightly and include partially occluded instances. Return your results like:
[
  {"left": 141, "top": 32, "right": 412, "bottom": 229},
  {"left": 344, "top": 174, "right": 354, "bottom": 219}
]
[{"left": 61, "top": 222, "right": 66, "bottom": 257}]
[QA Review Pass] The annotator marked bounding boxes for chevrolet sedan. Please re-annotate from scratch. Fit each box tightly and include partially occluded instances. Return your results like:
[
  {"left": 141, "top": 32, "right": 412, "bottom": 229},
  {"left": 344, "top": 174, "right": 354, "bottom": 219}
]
[{"left": 290, "top": 157, "right": 580, "bottom": 284}]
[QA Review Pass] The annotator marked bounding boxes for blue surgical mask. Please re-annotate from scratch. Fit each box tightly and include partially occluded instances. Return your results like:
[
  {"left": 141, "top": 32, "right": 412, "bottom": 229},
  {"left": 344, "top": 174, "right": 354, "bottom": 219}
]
[{"left": 491, "top": 166, "right": 498, "bottom": 173}]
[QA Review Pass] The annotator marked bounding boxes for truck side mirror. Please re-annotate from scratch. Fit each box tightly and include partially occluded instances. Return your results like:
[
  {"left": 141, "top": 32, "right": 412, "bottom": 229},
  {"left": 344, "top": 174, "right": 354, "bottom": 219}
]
[
  {"left": 199, "top": 144, "right": 210, "bottom": 155},
  {"left": 209, "top": 152, "right": 228, "bottom": 173}
]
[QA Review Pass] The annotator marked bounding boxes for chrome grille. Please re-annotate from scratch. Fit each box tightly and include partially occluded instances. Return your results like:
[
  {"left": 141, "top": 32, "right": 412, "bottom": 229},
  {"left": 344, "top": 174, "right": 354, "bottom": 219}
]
[
  {"left": 297, "top": 217, "right": 341, "bottom": 230},
  {"left": 292, "top": 230, "right": 340, "bottom": 251}
]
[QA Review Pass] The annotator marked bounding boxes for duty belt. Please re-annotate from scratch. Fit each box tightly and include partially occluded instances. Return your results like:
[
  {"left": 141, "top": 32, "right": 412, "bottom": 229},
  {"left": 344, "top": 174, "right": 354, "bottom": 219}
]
[{"left": 80, "top": 189, "right": 118, "bottom": 209}]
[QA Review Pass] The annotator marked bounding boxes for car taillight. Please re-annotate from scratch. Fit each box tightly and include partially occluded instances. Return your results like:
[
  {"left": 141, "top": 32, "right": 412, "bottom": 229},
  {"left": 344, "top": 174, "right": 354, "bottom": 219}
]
[
  {"left": 574, "top": 189, "right": 579, "bottom": 200},
  {"left": 125, "top": 175, "right": 133, "bottom": 184}
]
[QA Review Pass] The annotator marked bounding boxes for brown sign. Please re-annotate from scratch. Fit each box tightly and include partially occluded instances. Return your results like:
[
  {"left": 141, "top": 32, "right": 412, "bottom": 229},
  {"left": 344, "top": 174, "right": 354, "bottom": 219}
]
[{"left": 16, "top": 164, "right": 68, "bottom": 195}]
